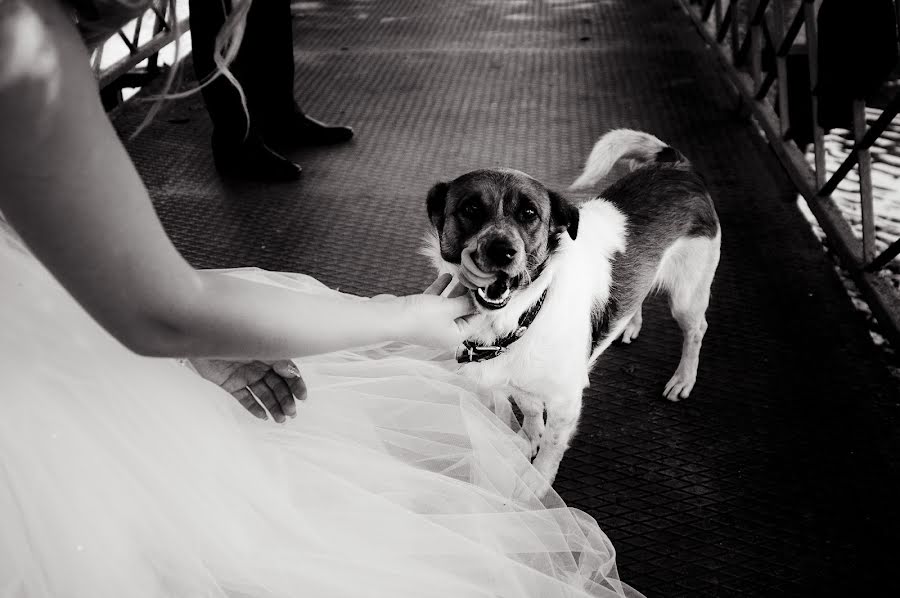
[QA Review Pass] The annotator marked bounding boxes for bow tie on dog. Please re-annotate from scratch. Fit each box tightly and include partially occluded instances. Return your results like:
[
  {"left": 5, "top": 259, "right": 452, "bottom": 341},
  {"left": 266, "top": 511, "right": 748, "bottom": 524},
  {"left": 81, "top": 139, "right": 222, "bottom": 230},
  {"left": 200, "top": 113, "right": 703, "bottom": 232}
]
[{"left": 423, "top": 129, "right": 721, "bottom": 499}]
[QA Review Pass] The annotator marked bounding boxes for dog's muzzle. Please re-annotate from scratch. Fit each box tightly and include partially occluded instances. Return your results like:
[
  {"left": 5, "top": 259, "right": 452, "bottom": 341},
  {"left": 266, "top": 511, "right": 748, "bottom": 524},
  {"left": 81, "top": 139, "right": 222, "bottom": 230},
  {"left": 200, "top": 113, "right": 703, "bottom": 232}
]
[
  {"left": 474, "top": 273, "right": 523, "bottom": 309},
  {"left": 471, "top": 235, "right": 526, "bottom": 310}
]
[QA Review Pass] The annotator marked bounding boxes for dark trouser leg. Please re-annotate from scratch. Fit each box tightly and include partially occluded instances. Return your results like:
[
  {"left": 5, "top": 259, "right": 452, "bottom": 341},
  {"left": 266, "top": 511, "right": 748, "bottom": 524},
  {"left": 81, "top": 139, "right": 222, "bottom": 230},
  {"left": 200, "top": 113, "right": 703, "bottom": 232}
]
[
  {"left": 190, "top": 0, "right": 246, "bottom": 144},
  {"left": 235, "top": 0, "right": 354, "bottom": 147},
  {"left": 189, "top": 0, "right": 296, "bottom": 140},
  {"left": 188, "top": 0, "right": 301, "bottom": 180},
  {"left": 239, "top": 0, "right": 297, "bottom": 134},
  {"left": 189, "top": 0, "right": 352, "bottom": 154}
]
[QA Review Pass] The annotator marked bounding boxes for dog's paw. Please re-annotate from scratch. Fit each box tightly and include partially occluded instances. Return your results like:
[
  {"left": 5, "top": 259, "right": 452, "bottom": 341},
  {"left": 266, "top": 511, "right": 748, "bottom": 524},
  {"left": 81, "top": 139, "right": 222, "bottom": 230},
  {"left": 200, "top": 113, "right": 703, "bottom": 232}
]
[
  {"left": 512, "top": 467, "right": 554, "bottom": 503},
  {"left": 517, "top": 429, "right": 541, "bottom": 460},
  {"left": 531, "top": 452, "right": 561, "bottom": 490},
  {"left": 663, "top": 370, "right": 696, "bottom": 401},
  {"left": 620, "top": 315, "right": 642, "bottom": 344},
  {"left": 518, "top": 414, "right": 544, "bottom": 460},
  {"left": 511, "top": 428, "right": 532, "bottom": 457}
]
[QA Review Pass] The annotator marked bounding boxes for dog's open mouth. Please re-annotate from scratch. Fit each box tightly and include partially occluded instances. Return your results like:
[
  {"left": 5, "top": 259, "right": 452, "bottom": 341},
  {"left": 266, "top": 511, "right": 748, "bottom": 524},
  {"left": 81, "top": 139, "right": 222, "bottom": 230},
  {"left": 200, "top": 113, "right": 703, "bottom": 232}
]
[{"left": 474, "top": 273, "right": 520, "bottom": 310}]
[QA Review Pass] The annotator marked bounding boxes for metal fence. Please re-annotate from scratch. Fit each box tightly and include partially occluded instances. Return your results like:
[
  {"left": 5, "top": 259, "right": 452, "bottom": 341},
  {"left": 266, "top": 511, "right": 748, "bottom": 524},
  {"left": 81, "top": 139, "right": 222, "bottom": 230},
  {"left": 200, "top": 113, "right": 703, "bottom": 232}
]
[
  {"left": 89, "top": 0, "right": 189, "bottom": 109},
  {"left": 679, "top": 0, "right": 900, "bottom": 348}
]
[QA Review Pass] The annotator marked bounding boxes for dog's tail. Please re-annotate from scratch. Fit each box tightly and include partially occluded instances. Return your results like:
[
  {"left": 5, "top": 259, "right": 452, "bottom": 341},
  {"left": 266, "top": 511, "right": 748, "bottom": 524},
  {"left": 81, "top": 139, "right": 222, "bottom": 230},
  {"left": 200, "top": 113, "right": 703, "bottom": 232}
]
[{"left": 569, "top": 129, "right": 689, "bottom": 191}]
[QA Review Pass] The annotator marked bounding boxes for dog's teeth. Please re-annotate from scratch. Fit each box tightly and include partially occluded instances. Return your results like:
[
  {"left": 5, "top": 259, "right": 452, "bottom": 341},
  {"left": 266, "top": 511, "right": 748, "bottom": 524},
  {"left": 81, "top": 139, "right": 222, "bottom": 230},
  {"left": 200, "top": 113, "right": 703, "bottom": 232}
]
[
  {"left": 476, "top": 286, "right": 511, "bottom": 306},
  {"left": 477, "top": 287, "right": 504, "bottom": 304}
]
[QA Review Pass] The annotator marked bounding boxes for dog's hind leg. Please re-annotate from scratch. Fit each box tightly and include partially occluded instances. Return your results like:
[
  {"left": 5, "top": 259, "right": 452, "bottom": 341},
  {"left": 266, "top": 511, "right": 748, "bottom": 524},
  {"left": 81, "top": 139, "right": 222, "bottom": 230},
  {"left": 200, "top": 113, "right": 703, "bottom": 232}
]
[{"left": 661, "top": 235, "right": 721, "bottom": 401}]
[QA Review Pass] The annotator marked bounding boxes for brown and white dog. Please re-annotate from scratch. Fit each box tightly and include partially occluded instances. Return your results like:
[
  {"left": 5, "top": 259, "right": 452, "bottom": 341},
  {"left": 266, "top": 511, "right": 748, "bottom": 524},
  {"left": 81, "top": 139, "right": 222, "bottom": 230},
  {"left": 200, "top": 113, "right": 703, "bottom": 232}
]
[{"left": 424, "top": 129, "right": 721, "bottom": 497}]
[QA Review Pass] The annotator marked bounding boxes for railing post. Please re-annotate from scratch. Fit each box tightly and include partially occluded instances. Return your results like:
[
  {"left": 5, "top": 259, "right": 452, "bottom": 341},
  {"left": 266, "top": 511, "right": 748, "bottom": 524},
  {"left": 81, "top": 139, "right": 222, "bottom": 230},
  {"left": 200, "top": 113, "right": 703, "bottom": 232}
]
[
  {"left": 773, "top": 0, "right": 790, "bottom": 137},
  {"left": 91, "top": 43, "right": 105, "bottom": 79},
  {"left": 853, "top": 100, "right": 877, "bottom": 264},
  {"left": 730, "top": 0, "right": 741, "bottom": 63},
  {"left": 804, "top": 0, "right": 826, "bottom": 189},
  {"left": 750, "top": 0, "right": 763, "bottom": 87},
  {"left": 676, "top": 0, "right": 900, "bottom": 351},
  {"left": 148, "top": 3, "right": 169, "bottom": 77}
]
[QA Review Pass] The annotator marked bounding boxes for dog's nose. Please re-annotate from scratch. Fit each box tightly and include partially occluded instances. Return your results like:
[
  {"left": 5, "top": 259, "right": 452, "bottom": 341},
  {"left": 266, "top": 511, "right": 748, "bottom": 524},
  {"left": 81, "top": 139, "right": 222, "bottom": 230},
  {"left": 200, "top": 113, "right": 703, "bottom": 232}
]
[{"left": 485, "top": 239, "right": 517, "bottom": 266}]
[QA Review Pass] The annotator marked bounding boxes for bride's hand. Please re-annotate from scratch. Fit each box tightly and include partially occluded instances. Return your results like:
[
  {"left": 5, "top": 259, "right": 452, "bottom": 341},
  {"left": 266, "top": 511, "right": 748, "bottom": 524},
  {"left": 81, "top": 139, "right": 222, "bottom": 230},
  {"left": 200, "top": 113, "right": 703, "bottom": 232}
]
[
  {"left": 190, "top": 359, "right": 306, "bottom": 423},
  {"left": 382, "top": 274, "right": 474, "bottom": 349},
  {"left": 422, "top": 272, "right": 470, "bottom": 298}
]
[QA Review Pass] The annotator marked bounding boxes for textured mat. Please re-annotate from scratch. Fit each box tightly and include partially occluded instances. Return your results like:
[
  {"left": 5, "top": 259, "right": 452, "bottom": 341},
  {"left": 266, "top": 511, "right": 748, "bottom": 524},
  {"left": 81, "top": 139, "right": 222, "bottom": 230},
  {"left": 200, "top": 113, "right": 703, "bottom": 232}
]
[{"left": 112, "top": 0, "right": 900, "bottom": 596}]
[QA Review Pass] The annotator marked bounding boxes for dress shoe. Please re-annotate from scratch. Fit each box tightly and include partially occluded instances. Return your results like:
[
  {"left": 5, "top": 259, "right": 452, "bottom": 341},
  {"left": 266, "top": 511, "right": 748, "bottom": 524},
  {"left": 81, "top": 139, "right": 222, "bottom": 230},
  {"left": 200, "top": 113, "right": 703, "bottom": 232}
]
[
  {"left": 212, "top": 130, "right": 302, "bottom": 182},
  {"left": 264, "top": 113, "right": 354, "bottom": 149}
]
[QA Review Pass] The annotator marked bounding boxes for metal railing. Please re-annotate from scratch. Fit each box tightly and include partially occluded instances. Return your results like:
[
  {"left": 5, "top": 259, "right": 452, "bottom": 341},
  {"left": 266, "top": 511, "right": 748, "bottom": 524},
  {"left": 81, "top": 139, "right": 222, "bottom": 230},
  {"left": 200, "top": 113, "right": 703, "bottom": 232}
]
[
  {"left": 678, "top": 0, "right": 900, "bottom": 349},
  {"left": 89, "top": 1, "right": 189, "bottom": 109}
]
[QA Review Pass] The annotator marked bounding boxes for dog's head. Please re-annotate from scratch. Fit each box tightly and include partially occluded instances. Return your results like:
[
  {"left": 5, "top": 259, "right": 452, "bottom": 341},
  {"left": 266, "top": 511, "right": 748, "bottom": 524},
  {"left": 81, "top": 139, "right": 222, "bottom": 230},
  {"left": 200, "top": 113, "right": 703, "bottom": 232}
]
[{"left": 426, "top": 168, "right": 579, "bottom": 310}]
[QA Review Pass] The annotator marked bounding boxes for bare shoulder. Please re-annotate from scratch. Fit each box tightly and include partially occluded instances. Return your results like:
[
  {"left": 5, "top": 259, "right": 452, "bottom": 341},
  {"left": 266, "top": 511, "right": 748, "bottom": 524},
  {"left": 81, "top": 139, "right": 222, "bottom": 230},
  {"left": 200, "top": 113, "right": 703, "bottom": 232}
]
[
  {"left": 0, "top": 0, "right": 108, "bottom": 156},
  {"left": 0, "top": 0, "right": 63, "bottom": 104}
]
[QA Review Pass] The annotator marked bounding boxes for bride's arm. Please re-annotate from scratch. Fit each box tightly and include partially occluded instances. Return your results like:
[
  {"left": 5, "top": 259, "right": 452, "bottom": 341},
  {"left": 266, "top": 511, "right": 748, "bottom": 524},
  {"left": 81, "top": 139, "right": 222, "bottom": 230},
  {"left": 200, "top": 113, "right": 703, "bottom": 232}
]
[{"left": 0, "top": 0, "right": 470, "bottom": 360}]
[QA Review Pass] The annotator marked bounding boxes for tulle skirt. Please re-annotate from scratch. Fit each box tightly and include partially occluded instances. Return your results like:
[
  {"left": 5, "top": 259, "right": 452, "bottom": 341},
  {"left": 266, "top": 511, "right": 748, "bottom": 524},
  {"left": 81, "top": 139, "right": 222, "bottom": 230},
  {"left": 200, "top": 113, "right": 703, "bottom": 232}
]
[{"left": 0, "top": 230, "right": 642, "bottom": 598}]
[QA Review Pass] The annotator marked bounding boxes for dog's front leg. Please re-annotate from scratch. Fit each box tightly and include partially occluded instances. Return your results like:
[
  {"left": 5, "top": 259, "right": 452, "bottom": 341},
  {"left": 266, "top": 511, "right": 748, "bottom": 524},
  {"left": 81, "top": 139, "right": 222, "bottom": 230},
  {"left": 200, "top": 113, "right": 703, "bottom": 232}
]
[
  {"left": 530, "top": 392, "right": 583, "bottom": 496},
  {"left": 511, "top": 392, "right": 545, "bottom": 460}
]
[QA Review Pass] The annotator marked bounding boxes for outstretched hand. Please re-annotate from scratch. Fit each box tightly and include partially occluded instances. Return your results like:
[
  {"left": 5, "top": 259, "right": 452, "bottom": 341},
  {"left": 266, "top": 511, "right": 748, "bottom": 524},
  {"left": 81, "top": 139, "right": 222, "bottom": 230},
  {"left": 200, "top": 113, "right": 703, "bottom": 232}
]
[
  {"left": 190, "top": 359, "right": 306, "bottom": 423},
  {"left": 422, "top": 272, "right": 470, "bottom": 298},
  {"left": 371, "top": 274, "right": 474, "bottom": 349},
  {"left": 400, "top": 273, "right": 474, "bottom": 348}
]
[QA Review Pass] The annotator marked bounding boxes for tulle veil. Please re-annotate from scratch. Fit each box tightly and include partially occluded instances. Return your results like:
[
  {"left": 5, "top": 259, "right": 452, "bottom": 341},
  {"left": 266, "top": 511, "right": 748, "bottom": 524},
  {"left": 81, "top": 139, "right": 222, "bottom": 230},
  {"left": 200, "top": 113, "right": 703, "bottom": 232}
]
[{"left": 0, "top": 221, "right": 643, "bottom": 598}]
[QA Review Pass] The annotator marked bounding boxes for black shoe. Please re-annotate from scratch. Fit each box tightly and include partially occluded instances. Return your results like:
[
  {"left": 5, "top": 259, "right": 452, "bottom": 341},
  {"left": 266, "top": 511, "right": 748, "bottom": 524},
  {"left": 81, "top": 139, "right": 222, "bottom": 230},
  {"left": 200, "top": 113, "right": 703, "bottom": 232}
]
[
  {"left": 265, "top": 113, "right": 355, "bottom": 149},
  {"left": 212, "top": 131, "right": 302, "bottom": 182}
]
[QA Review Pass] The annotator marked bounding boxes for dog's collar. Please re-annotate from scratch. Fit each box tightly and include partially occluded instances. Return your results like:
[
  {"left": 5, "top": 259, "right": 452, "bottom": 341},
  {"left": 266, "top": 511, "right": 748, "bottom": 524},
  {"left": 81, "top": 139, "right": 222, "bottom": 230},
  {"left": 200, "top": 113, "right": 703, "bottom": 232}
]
[{"left": 457, "top": 288, "right": 549, "bottom": 364}]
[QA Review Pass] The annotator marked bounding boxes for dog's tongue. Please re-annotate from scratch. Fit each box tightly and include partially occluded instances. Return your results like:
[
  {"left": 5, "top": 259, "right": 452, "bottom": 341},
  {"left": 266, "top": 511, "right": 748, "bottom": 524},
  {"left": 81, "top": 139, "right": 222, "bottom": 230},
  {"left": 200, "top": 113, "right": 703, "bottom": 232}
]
[{"left": 484, "top": 274, "right": 511, "bottom": 300}]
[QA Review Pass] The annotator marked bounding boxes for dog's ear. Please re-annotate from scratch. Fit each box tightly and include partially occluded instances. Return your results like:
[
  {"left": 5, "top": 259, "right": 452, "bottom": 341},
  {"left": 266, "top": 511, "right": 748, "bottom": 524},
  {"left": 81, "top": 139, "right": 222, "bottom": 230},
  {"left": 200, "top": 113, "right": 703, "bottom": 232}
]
[
  {"left": 426, "top": 182, "right": 449, "bottom": 232},
  {"left": 549, "top": 189, "right": 579, "bottom": 240}
]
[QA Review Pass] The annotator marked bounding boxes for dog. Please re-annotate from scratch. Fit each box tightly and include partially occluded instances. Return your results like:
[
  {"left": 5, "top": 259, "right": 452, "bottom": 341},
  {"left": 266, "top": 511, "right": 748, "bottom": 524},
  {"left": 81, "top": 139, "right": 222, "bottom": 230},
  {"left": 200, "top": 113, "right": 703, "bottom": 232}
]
[{"left": 423, "top": 129, "right": 721, "bottom": 497}]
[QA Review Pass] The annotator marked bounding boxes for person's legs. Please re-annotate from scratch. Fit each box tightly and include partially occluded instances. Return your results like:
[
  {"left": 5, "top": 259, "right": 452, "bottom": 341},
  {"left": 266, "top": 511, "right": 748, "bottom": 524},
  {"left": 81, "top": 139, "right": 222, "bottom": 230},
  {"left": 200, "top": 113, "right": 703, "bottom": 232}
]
[
  {"left": 189, "top": 0, "right": 301, "bottom": 181},
  {"left": 189, "top": 0, "right": 355, "bottom": 180},
  {"left": 235, "top": 0, "right": 295, "bottom": 131},
  {"left": 240, "top": 0, "right": 354, "bottom": 149}
]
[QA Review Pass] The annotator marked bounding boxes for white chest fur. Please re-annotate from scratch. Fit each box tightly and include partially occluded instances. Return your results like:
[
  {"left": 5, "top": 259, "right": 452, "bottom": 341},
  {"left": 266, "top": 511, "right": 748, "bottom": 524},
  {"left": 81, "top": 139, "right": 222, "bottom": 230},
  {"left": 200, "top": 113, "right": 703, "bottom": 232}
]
[{"left": 425, "top": 199, "right": 627, "bottom": 407}]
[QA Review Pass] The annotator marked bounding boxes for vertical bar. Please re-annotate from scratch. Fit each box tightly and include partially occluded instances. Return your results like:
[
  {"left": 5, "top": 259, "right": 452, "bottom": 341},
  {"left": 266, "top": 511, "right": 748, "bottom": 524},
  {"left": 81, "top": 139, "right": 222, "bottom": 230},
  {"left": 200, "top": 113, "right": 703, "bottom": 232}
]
[
  {"left": 717, "top": 3, "right": 733, "bottom": 43},
  {"left": 804, "top": 0, "right": 826, "bottom": 188},
  {"left": 716, "top": 0, "right": 724, "bottom": 32},
  {"left": 853, "top": 99, "right": 876, "bottom": 263},
  {"left": 132, "top": 12, "right": 145, "bottom": 54},
  {"left": 730, "top": 0, "right": 741, "bottom": 62},
  {"left": 92, "top": 44, "right": 105, "bottom": 77},
  {"left": 148, "top": 2, "right": 169, "bottom": 74},
  {"left": 750, "top": 0, "right": 763, "bottom": 86},
  {"left": 819, "top": 94, "right": 900, "bottom": 197},
  {"left": 773, "top": 0, "right": 790, "bottom": 136}
]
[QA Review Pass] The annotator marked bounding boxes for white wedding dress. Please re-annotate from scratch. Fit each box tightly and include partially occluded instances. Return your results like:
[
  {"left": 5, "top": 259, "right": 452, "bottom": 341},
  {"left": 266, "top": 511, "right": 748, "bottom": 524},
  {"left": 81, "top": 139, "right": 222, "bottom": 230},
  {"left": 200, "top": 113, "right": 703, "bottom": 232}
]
[{"left": 0, "top": 221, "right": 643, "bottom": 598}]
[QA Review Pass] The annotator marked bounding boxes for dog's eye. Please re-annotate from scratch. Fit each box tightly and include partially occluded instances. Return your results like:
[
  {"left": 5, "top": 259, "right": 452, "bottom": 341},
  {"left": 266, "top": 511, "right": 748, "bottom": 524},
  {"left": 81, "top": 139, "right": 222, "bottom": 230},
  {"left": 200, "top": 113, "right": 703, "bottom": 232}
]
[
  {"left": 460, "top": 201, "right": 482, "bottom": 219},
  {"left": 519, "top": 207, "right": 539, "bottom": 222}
]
